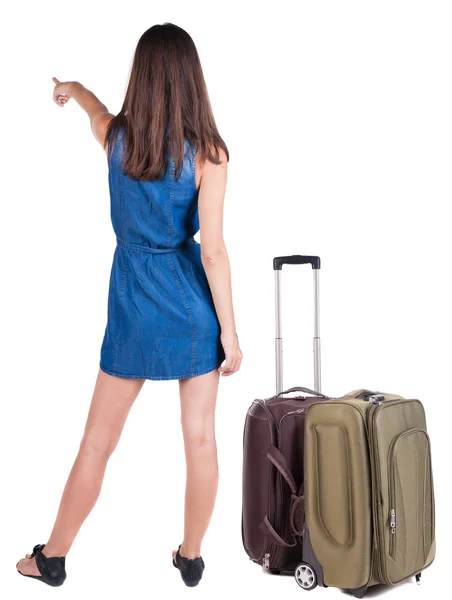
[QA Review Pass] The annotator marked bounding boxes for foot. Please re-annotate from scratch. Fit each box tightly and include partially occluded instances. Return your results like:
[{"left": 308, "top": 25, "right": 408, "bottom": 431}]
[
  {"left": 172, "top": 544, "right": 205, "bottom": 587},
  {"left": 16, "top": 553, "right": 40, "bottom": 577},
  {"left": 16, "top": 544, "right": 67, "bottom": 587}
]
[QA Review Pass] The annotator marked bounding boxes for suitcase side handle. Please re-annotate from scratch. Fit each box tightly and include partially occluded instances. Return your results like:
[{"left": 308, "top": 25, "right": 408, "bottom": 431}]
[
  {"left": 276, "top": 386, "right": 329, "bottom": 399},
  {"left": 273, "top": 255, "right": 321, "bottom": 271}
]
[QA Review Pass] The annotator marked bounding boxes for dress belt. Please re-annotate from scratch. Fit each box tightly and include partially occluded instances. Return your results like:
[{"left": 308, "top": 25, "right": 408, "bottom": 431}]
[{"left": 116, "top": 236, "right": 196, "bottom": 254}]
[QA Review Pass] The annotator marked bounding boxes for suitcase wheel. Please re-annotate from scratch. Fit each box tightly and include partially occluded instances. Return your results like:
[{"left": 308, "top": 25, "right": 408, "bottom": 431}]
[{"left": 294, "top": 563, "right": 317, "bottom": 591}]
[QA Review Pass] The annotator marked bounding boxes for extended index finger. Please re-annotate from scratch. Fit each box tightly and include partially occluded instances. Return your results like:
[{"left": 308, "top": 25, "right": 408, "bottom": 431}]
[{"left": 52, "top": 77, "right": 60, "bottom": 85}]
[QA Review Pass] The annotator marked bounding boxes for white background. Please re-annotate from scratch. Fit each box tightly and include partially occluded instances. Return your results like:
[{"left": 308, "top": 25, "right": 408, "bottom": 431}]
[{"left": 1, "top": 1, "right": 451, "bottom": 598}]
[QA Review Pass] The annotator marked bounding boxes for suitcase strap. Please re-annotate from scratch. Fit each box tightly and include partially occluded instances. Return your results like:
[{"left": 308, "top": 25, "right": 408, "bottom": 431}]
[{"left": 260, "top": 444, "right": 305, "bottom": 548}]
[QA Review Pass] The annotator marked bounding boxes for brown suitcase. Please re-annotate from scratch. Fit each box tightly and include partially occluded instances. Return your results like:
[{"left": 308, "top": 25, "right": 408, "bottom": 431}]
[{"left": 242, "top": 255, "right": 329, "bottom": 573}]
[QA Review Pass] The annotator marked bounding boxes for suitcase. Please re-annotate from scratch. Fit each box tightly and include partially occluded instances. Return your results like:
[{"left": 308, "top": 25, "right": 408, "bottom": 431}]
[
  {"left": 302, "top": 388, "right": 436, "bottom": 597},
  {"left": 242, "top": 254, "right": 436, "bottom": 597},
  {"left": 242, "top": 255, "right": 330, "bottom": 573}
]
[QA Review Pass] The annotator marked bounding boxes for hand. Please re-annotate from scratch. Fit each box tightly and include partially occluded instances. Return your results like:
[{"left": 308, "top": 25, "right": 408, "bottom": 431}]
[
  {"left": 218, "top": 330, "right": 243, "bottom": 376},
  {"left": 52, "top": 77, "right": 76, "bottom": 107}
]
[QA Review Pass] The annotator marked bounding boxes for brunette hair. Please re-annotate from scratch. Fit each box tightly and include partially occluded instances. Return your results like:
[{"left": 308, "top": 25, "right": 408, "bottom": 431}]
[{"left": 104, "top": 23, "right": 229, "bottom": 181}]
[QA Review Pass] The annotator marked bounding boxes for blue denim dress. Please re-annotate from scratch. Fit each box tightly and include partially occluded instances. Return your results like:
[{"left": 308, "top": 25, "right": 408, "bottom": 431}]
[{"left": 100, "top": 128, "right": 225, "bottom": 380}]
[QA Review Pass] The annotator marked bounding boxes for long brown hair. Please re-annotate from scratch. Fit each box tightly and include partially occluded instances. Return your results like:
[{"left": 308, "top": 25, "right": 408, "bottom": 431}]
[{"left": 104, "top": 23, "right": 229, "bottom": 182}]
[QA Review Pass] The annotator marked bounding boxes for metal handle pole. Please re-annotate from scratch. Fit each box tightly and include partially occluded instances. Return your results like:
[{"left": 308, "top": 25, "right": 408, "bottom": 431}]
[
  {"left": 274, "top": 255, "right": 321, "bottom": 396},
  {"left": 275, "top": 270, "right": 283, "bottom": 394},
  {"left": 313, "top": 269, "right": 321, "bottom": 392}
]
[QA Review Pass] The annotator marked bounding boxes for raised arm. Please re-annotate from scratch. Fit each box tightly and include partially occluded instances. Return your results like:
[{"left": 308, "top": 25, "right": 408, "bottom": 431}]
[
  {"left": 197, "top": 149, "right": 242, "bottom": 376},
  {"left": 52, "top": 77, "right": 114, "bottom": 151}
]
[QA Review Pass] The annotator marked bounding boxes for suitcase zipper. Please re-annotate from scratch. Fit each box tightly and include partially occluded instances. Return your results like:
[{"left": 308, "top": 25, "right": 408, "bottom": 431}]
[
  {"left": 387, "top": 430, "right": 404, "bottom": 561},
  {"left": 367, "top": 402, "right": 386, "bottom": 583},
  {"left": 253, "top": 400, "right": 279, "bottom": 569},
  {"left": 278, "top": 408, "right": 306, "bottom": 430},
  {"left": 368, "top": 399, "right": 418, "bottom": 584},
  {"left": 389, "top": 509, "right": 396, "bottom": 559},
  {"left": 387, "top": 427, "right": 430, "bottom": 561}
]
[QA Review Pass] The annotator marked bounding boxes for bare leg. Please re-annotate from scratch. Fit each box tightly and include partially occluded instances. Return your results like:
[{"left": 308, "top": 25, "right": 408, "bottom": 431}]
[
  {"left": 172, "top": 369, "right": 220, "bottom": 562},
  {"left": 16, "top": 370, "right": 144, "bottom": 575}
]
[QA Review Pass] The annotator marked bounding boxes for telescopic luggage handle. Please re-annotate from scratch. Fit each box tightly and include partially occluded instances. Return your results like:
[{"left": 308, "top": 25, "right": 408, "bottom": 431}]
[{"left": 273, "top": 255, "right": 321, "bottom": 395}]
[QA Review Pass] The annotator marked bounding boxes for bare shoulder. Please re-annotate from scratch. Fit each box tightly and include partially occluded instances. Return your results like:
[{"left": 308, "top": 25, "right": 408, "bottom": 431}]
[
  {"left": 91, "top": 112, "right": 115, "bottom": 154},
  {"left": 196, "top": 146, "right": 228, "bottom": 188}
]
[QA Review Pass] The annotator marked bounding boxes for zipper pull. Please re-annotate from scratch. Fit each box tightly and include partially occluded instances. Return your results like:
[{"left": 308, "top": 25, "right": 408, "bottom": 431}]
[
  {"left": 262, "top": 553, "right": 270, "bottom": 571},
  {"left": 368, "top": 394, "right": 385, "bottom": 404},
  {"left": 390, "top": 509, "right": 396, "bottom": 533}
]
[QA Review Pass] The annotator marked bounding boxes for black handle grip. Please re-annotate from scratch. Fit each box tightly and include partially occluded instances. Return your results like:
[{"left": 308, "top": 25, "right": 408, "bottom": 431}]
[{"left": 273, "top": 255, "right": 321, "bottom": 271}]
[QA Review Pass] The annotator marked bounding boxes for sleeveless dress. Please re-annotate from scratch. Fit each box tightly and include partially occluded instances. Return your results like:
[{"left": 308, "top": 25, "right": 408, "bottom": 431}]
[{"left": 99, "top": 128, "right": 225, "bottom": 380}]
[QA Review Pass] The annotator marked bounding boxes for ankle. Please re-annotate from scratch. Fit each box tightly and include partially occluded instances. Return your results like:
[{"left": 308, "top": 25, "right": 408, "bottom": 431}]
[
  {"left": 41, "top": 543, "right": 67, "bottom": 558},
  {"left": 180, "top": 543, "right": 201, "bottom": 559}
]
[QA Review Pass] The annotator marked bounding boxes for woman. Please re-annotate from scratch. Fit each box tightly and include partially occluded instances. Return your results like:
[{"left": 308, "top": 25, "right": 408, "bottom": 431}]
[{"left": 16, "top": 22, "right": 242, "bottom": 588}]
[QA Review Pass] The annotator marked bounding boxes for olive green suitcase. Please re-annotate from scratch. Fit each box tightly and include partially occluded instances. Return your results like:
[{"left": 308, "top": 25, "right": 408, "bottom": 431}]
[{"left": 298, "top": 389, "right": 436, "bottom": 597}]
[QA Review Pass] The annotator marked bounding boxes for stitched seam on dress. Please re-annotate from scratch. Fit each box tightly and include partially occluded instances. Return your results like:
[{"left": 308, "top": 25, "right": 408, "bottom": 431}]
[
  {"left": 116, "top": 237, "right": 183, "bottom": 254},
  {"left": 191, "top": 143, "right": 198, "bottom": 191},
  {"left": 167, "top": 253, "right": 196, "bottom": 375},
  {"left": 119, "top": 131, "right": 125, "bottom": 240},
  {"left": 112, "top": 249, "right": 128, "bottom": 370},
  {"left": 99, "top": 360, "right": 221, "bottom": 381},
  {"left": 115, "top": 247, "right": 179, "bottom": 255},
  {"left": 167, "top": 157, "right": 176, "bottom": 247}
]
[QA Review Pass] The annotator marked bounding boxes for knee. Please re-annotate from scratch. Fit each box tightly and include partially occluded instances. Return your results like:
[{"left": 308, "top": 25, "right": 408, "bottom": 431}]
[
  {"left": 182, "top": 422, "right": 215, "bottom": 450},
  {"left": 79, "top": 433, "right": 116, "bottom": 459}
]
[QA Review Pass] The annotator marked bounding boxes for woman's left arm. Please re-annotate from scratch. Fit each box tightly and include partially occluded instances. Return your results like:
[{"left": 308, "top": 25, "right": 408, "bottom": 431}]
[{"left": 52, "top": 77, "right": 113, "bottom": 147}]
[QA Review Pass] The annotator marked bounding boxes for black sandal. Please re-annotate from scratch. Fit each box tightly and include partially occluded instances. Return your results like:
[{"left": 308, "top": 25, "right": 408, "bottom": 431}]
[
  {"left": 16, "top": 543, "right": 67, "bottom": 587},
  {"left": 172, "top": 544, "right": 205, "bottom": 587}
]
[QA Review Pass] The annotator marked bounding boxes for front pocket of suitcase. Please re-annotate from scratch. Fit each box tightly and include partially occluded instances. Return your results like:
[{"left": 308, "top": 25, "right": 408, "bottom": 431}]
[
  {"left": 387, "top": 428, "right": 434, "bottom": 580},
  {"left": 273, "top": 412, "right": 306, "bottom": 571}
]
